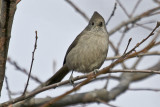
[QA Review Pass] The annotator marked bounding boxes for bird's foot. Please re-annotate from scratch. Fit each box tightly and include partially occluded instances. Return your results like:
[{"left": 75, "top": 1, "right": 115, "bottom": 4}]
[
  {"left": 88, "top": 69, "right": 99, "bottom": 79},
  {"left": 93, "top": 69, "right": 99, "bottom": 74}
]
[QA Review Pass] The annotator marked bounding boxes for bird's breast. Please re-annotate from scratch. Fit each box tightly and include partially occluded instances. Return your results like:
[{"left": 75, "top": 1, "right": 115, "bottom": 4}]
[{"left": 66, "top": 33, "right": 108, "bottom": 73}]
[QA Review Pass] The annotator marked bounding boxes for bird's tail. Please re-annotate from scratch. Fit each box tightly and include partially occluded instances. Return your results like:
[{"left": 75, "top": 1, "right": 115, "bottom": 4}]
[{"left": 45, "top": 64, "right": 69, "bottom": 86}]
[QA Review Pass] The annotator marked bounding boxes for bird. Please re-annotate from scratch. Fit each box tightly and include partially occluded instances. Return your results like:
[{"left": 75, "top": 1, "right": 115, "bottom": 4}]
[{"left": 45, "top": 11, "right": 109, "bottom": 86}]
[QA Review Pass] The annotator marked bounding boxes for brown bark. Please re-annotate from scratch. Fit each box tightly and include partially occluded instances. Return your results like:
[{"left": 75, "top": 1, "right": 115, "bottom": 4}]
[
  {"left": 0, "top": 0, "right": 17, "bottom": 96},
  {"left": 11, "top": 60, "right": 160, "bottom": 107}
]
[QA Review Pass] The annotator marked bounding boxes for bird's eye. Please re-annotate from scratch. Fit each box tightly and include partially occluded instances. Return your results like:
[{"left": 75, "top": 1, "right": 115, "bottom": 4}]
[
  {"left": 91, "top": 22, "right": 94, "bottom": 25},
  {"left": 99, "top": 22, "right": 103, "bottom": 27}
]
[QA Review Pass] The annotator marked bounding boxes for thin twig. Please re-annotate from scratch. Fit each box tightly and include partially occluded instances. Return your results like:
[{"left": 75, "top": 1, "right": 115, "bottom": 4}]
[
  {"left": 10, "top": 91, "right": 23, "bottom": 96},
  {"left": 112, "top": 27, "right": 131, "bottom": 69},
  {"left": 154, "top": 0, "right": 160, "bottom": 5},
  {"left": 40, "top": 22, "right": 160, "bottom": 107},
  {"left": 111, "top": 69, "right": 160, "bottom": 74},
  {"left": 1, "top": 69, "right": 159, "bottom": 106},
  {"left": 130, "top": 0, "right": 142, "bottom": 17},
  {"left": 148, "top": 11, "right": 160, "bottom": 16},
  {"left": 1, "top": 2, "right": 160, "bottom": 107},
  {"left": 109, "top": 40, "right": 118, "bottom": 55},
  {"left": 106, "top": 2, "right": 117, "bottom": 25},
  {"left": 131, "top": 57, "right": 143, "bottom": 69},
  {"left": 65, "top": 0, "right": 89, "bottom": 21},
  {"left": 135, "top": 23, "right": 154, "bottom": 31},
  {"left": 109, "top": 39, "right": 128, "bottom": 71},
  {"left": 139, "top": 20, "right": 156, "bottom": 25},
  {"left": 23, "top": 31, "right": 38, "bottom": 95},
  {"left": 70, "top": 75, "right": 120, "bottom": 87},
  {"left": 7, "top": 57, "right": 42, "bottom": 84},
  {"left": 134, "top": 20, "right": 157, "bottom": 31},
  {"left": 130, "top": 29, "right": 160, "bottom": 69},
  {"left": 96, "top": 98, "right": 117, "bottom": 107},
  {"left": 103, "top": 73, "right": 111, "bottom": 89},
  {"left": 155, "top": 41, "right": 160, "bottom": 46},
  {"left": 128, "top": 88, "right": 160, "bottom": 92},
  {"left": 1, "top": 22, "right": 160, "bottom": 107},
  {"left": 109, "top": 6, "right": 160, "bottom": 36},
  {"left": 5, "top": 76, "right": 12, "bottom": 100},
  {"left": 106, "top": 51, "right": 160, "bottom": 60},
  {"left": 116, "top": 0, "right": 130, "bottom": 17},
  {"left": 117, "top": 27, "right": 129, "bottom": 52},
  {"left": 116, "top": 0, "right": 158, "bottom": 35},
  {"left": 123, "top": 38, "right": 132, "bottom": 55},
  {"left": 1, "top": 72, "right": 108, "bottom": 106}
]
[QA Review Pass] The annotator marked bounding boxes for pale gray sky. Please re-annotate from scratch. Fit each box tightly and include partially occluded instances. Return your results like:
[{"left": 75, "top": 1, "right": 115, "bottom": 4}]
[{"left": 1, "top": 0, "right": 160, "bottom": 107}]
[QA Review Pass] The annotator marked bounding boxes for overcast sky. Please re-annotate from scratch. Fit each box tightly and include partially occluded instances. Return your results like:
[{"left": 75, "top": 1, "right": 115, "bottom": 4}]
[{"left": 1, "top": 0, "right": 160, "bottom": 107}]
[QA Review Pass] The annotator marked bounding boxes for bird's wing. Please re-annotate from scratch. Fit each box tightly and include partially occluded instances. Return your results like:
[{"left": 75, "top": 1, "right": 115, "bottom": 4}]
[{"left": 63, "top": 31, "right": 85, "bottom": 65}]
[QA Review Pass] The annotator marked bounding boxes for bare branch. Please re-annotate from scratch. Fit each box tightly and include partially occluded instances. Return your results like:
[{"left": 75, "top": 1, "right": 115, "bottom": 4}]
[
  {"left": 106, "top": 51, "right": 160, "bottom": 60},
  {"left": 9, "top": 60, "right": 160, "bottom": 107},
  {"left": 7, "top": 57, "right": 42, "bottom": 84},
  {"left": 106, "top": 2, "right": 117, "bottom": 25},
  {"left": 1, "top": 2, "right": 160, "bottom": 107},
  {"left": 111, "top": 69, "right": 160, "bottom": 74},
  {"left": 128, "top": 88, "right": 160, "bottom": 92},
  {"left": 130, "top": 0, "right": 143, "bottom": 17},
  {"left": 4, "top": 76, "right": 12, "bottom": 100},
  {"left": 117, "top": 26, "right": 130, "bottom": 53},
  {"left": 2, "top": 67, "right": 160, "bottom": 107},
  {"left": 123, "top": 38, "right": 132, "bottom": 55},
  {"left": 23, "top": 31, "right": 38, "bottom": 95},
  {"left": 135, "top": 23, "right": 159, "bottom": 31},
  {"left": 109, "top": 6, "right": 160, "bottom": 36},
  {"left": 103, "top": 73, "right": 111, "bottom": 89},
  {"left": 0, "top": 0, "right": 17, "bottom": 96},
  {"left": 139, "top": 20, "right": 156, "bottom": 25},
  {"left": 116, "top": 0, "right": 130, "bottom": 17},
  {"left": 40, "top": 22, "right": 160, "bottom": 107},
  {"left": 65, "top": 0, "right": 89, "bottom": 21},
  {"left": 154, "top": 0, "right": 160, "bottom": 5},
  {"left": 131, "top": 57, "right": 143, "bottom": 69},
  {"left": 96, "top": 98, "right": 117, "bottom": 107}
]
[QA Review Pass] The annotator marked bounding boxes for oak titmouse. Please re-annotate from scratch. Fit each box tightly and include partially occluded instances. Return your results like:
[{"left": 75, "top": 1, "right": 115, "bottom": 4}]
[{"left": 46, "top": 11, "right": 109, "bottom": 86}]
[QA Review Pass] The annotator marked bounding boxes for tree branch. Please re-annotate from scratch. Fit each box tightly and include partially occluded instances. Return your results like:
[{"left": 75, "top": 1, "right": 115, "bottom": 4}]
[
  {"left": 7, "top": 57, "right": 42, "bottom": 84},
  {"left": 23, "top": 31, "right": 38, "bottom": 95},
  {"left": 108, "top": 6, "right": 160, "bottom": 36},
  {"left": 106, "top": 51, "right": 160, "bottom": 60},
  {"left": 65, "top": 0, "right": 89, "bottom": 21},
  {"left": 0, "top": 0, "right": 17, "bottom": 96},
  {"left": 40, "top": 22, "right": 160, "bottom": 107},
  {"left": 11, "top": 60, "right": 160, "bottom": 107}
]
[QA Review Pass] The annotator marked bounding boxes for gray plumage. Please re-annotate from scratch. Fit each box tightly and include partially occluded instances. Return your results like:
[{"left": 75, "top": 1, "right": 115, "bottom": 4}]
[{"left": 46, "top": 11, "right": 109, "bottom": 86}]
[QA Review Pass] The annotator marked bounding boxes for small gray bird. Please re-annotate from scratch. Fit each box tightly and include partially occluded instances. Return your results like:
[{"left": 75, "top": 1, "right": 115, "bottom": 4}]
[{"left": 46, "top": 11, "right": 109, "bottom": 86}]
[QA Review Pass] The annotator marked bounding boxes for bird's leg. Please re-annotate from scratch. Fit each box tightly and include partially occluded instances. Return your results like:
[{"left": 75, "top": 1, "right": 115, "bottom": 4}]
[{"left": 69, "top": 70, "right": 75, "bottom": 87}]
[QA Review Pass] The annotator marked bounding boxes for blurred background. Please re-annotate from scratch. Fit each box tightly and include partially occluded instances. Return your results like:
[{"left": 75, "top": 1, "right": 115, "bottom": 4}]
[{"left": 1, "top": 0, "right": 160, "bottom": 107}]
